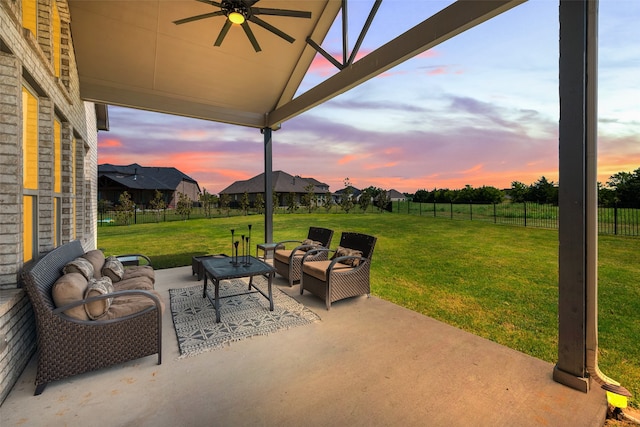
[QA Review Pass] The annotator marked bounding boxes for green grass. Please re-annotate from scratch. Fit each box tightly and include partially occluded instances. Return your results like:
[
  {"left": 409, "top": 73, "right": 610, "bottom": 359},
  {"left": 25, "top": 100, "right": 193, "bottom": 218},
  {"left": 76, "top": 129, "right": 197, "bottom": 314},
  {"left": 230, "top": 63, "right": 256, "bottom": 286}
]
[{"left": 98, "top": 213, "right": 640, "bottom": 407}]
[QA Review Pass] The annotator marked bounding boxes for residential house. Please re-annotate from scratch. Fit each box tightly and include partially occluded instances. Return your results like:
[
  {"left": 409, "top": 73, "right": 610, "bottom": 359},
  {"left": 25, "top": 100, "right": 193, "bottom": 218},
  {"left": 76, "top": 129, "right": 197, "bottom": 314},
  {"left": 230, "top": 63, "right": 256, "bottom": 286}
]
[
  {"left": 0, "top": 0, "right": 102, "bottom": 403},
  {"left": 98, "top": 163, "right": 201, "bottom": 208},
  {"left": 388, "top": 189, "right": 406, "bottom": 202},
  {"left": 219, "top": 171, "right": 329, "bottom": 208}
]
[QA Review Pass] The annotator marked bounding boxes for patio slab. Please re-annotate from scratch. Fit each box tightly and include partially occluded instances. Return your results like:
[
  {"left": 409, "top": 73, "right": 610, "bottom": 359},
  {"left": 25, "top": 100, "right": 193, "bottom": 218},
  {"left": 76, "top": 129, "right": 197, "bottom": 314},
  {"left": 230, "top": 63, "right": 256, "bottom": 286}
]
[{"left": 1, "top": 266, "right": 607, "bottom": 426}]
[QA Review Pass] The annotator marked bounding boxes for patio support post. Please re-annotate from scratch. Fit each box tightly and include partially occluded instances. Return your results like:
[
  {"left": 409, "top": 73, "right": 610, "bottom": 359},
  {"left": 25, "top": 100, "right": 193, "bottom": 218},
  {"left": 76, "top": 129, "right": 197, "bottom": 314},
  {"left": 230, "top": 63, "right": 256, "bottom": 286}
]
[
  {"left": 262, "top": 127, "right": 273, "bottom": 243},
  {"left": 553, "top": 0, "right": 599, "bottom": 393}
]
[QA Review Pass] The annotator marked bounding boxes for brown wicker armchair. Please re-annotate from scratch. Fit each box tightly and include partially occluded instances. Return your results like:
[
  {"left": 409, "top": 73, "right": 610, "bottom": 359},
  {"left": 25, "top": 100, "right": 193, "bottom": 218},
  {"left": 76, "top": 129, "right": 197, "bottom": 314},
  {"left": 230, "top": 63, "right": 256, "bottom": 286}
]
[
  {"left": 300, "top": 232, "right": 377, "bottom": 310},
  {"left": 273, "top": 227, "right": 334, "bottom": 287},
  {"left": 21, "top": 240, "right": 163, "bottom": 395}
]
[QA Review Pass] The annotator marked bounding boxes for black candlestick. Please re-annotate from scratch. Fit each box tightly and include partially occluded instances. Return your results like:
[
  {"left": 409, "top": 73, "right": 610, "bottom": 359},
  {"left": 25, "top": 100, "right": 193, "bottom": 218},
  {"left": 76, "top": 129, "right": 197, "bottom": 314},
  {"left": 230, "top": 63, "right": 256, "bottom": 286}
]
[
  {"left": 241, "top": 235, "right": 245, "bottom": 265},
  {"left": 230, "top": 229, "right": 235, "bottom": 263},
  {"left": 233, "top": 241, "right": 239, "bottom": 266},
  {"left": 245, "top": 236, "right": 251, "bottom": 265}
]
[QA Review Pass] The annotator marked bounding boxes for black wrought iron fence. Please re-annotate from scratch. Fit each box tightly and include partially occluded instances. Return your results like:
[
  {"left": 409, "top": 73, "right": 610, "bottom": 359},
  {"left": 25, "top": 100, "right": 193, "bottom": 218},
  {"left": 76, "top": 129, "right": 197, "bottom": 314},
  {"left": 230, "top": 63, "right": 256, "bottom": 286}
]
[{"left": 392, "top": 201, "right": 640, "bottom": 237}]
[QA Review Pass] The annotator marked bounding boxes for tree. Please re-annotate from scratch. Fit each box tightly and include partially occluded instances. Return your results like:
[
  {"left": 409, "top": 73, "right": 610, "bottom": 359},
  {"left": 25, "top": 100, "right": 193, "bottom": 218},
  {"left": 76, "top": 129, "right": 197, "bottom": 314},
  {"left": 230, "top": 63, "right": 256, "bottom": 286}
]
[
  {"left": 510, "top": 181, "right": 528, "bottom": 203},
  {"left": 607, "top": 167, "right": 640, "bottom": 207},
  {"left": 272, "top": 189, "right": 279, "bottom": 212},
  {"left": 374, "top": 189, "right": 391, "bottom": 212},
  {"left": 528, "top": 176, "right": 558, "bottom": 204},
  {"left": 285, "top": 192, "right": 298, "bottom": 213},
  {"left": 219, "top": 193, "right": 231, "bottom": 217},
  {"left": 199, "top": 188, "right": 217, "bottom": 219},
  {"left": 149, "top": 190, "right": 166, "bottom": 222},
  {"left": 240, "top": 191, "right": 250, "bottom": 215},
  {"left": 176, "top": 192, "right": 192, "bottom": 220},
  {"left": 301, "top": 184, "right": 317, "bottom": 213},
  {"left": 115, "top": 191, "right": 135, "bottom": 225},
  {"left": 358, "top": 187, "right": 373, "bottom": 212},
  {"left": 340, "top": 177, "right": 355, "bottom": 213},
  {"left": 324, "top": 191, "right": 334, "bottom": 212},
  {"left": 254, "top": 193, "right": 265, "bottom": 214}
]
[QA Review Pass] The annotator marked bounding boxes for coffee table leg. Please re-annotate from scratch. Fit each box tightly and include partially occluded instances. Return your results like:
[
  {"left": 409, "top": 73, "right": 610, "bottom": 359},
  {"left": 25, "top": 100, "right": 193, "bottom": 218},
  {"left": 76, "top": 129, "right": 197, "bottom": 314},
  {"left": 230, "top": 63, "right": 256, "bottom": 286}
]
[
  {"left": 268, "top": 272, "right": 274, "bottom": 311},
  {"left": 214, "top": 278, "right": 221, "bottom": 323},
  {"left": 202, "top": 274, "right": 208, "bottom": 298}
]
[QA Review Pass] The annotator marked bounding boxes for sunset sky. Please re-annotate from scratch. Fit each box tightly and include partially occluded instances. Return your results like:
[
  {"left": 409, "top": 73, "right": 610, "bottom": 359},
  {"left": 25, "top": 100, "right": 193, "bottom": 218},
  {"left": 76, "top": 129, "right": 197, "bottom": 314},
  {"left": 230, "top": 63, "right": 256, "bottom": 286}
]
[{"left": 98, "top": 1, "right": 640, "bottom": 195}]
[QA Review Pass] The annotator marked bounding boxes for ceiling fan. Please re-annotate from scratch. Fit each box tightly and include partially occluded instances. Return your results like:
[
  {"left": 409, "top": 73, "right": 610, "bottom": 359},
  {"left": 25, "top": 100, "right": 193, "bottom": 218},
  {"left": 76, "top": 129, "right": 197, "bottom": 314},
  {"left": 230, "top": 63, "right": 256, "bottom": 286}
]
[{"left": 173, "top": 0, "right": 312, "bottom": 52}]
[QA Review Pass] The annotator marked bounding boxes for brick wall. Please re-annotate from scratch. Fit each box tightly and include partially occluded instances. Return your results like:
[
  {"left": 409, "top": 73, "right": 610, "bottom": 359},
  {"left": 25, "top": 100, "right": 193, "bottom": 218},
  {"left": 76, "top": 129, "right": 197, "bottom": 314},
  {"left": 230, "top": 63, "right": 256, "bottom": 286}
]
[{"left": 0, "top": 0, "right": 99, "bottom": 404}]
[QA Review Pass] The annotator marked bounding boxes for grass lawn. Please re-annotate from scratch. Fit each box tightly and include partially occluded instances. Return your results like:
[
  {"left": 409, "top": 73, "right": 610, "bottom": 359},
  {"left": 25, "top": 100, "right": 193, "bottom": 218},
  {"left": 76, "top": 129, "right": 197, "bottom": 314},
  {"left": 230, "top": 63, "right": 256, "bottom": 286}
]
[{"left": 98, "top": 213, "right": 640, "bottom": 407}]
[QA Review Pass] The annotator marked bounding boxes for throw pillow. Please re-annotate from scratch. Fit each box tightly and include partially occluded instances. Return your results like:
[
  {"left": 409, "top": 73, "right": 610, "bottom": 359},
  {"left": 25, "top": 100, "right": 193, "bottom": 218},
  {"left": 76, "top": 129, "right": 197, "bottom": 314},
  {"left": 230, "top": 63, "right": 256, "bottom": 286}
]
[
  {"left": 300, "top": 239, "right": 323, "bottom": 251},
  {"left": 52, "top": 272, "right": 90, "bottom": 321},
  {"left": 63, "top": 257, "right": 95, "bottom": 281},
  {"left": 331, "top": 246, "right": 363, "bottom": 267},
  {"left": 82, "top": 249, "right": 106, "bottom": 278},
  {"left": 102, "top": 256, "right": 124, "bottom": 282},
  {"left": 84, "top": 276, "right": 115, "bottom": 320}
]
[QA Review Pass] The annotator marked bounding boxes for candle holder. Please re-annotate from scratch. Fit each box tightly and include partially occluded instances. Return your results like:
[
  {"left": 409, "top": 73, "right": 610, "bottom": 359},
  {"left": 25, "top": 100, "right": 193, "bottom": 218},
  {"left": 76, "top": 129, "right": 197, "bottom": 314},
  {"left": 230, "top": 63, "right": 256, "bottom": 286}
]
[
  {"left": 230, "top": 229, "right": 235, "bottom": 264},
  {"left": 244, "top": 236, "right": 251, "bottom": 266},
  {"left": 241, "top": 235, "right": 246, "bottom": 265},
  {"left": 232, "top": 241, "right": 240, "bottom": 266},
  {"left": 247, "top": 224, "right": 252, "bottom": 264}
]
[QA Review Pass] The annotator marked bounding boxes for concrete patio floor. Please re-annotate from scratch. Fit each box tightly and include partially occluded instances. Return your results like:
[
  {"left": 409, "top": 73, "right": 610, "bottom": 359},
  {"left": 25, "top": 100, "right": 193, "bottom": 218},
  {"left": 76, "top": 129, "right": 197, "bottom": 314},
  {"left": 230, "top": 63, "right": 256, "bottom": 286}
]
[{"left": 1, "top": 265, "right": 607, "bottom": 426}]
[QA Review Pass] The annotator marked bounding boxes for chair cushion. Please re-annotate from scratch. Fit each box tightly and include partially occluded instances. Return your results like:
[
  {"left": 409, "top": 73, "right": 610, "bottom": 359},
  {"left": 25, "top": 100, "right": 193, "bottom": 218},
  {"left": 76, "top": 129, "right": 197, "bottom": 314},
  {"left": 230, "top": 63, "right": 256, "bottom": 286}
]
[
  {"left": 274, "top": 249, "right": 306, "bottom": 264},
  {"left": 102, "top": 256, "right": 125, "bottom": 282},
  {"left": 52, "top": 272, "right": 90, "bottom": 321},
  {"left": 331, "top": 246, "right": 363, "bottom": 267},
  {"left": 303, "top": 260, "right": 352, "bottom": 281},
  {"left": 84, "top": 276, "right": 115, "bottom": 320},
  {"left": 98, "top": 290, "right": 165, "bottom": 320},
  {"left": 63, "top": 257, "right": 95, "bottom": 281},
  {"left": 82, "top": 249, "right": 106, "bottom": 279}
]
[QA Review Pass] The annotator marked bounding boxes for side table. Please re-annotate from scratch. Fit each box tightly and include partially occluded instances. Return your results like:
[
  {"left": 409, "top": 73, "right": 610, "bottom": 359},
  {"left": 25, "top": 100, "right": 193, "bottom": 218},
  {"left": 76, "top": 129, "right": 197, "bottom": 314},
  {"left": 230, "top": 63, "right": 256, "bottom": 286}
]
[{"left": 256, "top": 243, "right": 279, "bottom": 261}]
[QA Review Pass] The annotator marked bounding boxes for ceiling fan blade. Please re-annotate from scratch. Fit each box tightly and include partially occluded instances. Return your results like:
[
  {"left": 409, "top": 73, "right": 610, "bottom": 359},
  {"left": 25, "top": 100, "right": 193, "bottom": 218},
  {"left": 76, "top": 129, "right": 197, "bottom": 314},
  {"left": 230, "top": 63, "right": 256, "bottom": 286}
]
[
  {"left": 249, "top": 15, "right": 295, "bottom": 44},
  {"left": 195, "top": 0, "right": 223, "bottom": 6},
  {"left": 241, "top": 21, "right": 262, "bottom": 52},
  {"left": 174, "top": 11, "right": 225, "bottom": 25},
  {"left": 250, "top": 7, "right": 311, "bottom": 19},
  {"left": 214, "top": 20, "right": 232, "bottom": 46}
]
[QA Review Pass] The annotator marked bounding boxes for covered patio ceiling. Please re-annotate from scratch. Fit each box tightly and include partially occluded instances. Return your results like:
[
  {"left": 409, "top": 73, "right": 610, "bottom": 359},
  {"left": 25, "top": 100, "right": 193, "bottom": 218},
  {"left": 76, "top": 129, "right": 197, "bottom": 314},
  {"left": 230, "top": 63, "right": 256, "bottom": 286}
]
[
  {"left": 67, "top": 0, "right": 609, "bottom": 399},
  {"left": 68, "top": 0, "right": 525, "bottom": 129}
]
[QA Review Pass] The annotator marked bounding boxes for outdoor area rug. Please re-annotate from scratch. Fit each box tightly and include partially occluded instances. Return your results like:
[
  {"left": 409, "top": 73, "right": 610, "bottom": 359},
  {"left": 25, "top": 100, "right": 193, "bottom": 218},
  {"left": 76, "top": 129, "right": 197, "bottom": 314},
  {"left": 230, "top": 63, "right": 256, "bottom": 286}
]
[{"left": 169, "top": 277, "right": 321, "bottom": 358}]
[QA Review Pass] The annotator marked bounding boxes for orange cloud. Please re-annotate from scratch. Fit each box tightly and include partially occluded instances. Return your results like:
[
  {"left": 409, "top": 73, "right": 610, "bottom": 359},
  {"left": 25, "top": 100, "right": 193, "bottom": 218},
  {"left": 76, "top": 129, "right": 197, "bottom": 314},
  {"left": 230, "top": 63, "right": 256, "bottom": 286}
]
[
  {"left": 98, "top": 138, "right": 122, "bottom": 148},
  {"left": 338, "top": 154, "right": 358, "bottom": 165},
  {"left": 461, "top": 164, "right": 484, "bottom": 175}
]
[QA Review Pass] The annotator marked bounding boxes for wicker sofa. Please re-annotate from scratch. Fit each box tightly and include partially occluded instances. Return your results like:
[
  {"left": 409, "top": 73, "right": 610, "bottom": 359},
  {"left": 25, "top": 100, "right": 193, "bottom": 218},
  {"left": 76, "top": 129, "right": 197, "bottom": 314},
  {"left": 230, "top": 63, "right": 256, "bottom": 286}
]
[{"left": 21, "top": 240, "right": 164, "bottom": 395}]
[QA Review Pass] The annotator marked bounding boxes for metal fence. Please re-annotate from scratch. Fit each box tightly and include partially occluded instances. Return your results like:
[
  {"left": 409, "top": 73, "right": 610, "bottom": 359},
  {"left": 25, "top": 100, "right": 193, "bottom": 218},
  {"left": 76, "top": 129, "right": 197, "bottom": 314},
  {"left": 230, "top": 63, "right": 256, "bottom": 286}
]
[{"left": 392, "top": 201, "right": 640, "bottom": 237}]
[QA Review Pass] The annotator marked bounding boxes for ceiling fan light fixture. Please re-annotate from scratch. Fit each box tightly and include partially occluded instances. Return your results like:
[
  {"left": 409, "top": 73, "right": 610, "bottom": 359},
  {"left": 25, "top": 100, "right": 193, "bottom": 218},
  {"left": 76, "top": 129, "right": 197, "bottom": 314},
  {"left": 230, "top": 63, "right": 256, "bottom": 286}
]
[{"left": 228, "top": 11, "right": 245, "bottom": 25}]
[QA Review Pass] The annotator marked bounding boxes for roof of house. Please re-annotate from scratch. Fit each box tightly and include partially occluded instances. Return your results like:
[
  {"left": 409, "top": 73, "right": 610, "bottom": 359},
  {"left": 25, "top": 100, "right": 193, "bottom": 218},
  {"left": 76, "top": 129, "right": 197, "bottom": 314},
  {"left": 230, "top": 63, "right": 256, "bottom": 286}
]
[
  {"left": 388, "top": 189, "right": 405, "bottom": 199},
  {"left": 334, "top": 186, "right": 361, "bottom": 197},
  {"left": 98, "top": 163, "right": 200, "bottom": 192},
  {"left": 220, "top": 171, "right": 329, "bottom": 195}
]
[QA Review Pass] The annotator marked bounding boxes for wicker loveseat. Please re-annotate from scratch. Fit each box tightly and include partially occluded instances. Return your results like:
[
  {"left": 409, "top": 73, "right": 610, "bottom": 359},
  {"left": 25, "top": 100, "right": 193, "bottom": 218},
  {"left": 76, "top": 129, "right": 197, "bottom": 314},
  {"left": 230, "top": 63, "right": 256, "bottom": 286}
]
[{"left": 21, "top": 240, "right": 164, "bottom": 395}]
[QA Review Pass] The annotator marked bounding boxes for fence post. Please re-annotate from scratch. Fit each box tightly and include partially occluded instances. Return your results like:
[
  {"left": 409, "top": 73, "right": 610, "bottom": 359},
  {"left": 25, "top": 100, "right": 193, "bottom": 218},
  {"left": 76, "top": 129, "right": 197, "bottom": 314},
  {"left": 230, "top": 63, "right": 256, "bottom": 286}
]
[
  {"left": 614, "top": 203, "right": 618, "bottom": 235},
  {"left": 433, "top": 201, "right": 436, "bottom": 217},
  {"left": 450, "top": 202, "right": 453, "bottom": 219},
  {"left": 134, "top": 207, "right": 137, "bottom": 224},
  {"left": 469, "top": 201, "right": 473, "bottom": 220},
  {"left": 493, "top": 203, "right": 497, "bottom": 224},
  {"left": 523, "top": 202, "right": 527, "bottom": 227}
]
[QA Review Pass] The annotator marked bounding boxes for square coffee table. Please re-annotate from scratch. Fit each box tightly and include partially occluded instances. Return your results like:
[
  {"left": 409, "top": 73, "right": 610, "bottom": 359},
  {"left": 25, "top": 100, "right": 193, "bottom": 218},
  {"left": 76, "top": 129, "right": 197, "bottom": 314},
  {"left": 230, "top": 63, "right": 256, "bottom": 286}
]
[
  {"left": 201, "top": 255, "right": 276, "bottom": 323},
  {"left": 192, "top": 254, "right": 228, "bottom": 281}
]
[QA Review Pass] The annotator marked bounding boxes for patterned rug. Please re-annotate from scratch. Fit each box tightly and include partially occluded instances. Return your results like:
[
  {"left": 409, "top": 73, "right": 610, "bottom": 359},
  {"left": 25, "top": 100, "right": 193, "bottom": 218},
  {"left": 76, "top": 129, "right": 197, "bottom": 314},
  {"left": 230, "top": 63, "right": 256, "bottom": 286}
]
[{"left": 169, "top": 277, "right": 321, "bottom": 358}]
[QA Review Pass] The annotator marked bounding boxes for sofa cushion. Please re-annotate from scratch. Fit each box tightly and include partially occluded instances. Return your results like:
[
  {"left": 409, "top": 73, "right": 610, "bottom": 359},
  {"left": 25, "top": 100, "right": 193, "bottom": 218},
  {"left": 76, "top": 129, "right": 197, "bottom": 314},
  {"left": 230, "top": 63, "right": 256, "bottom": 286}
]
[
  {"left": 102, "top": 256, "right": 125, "bottom": 282},
  {"left": 63, "top": 257, "right": 95, "bottom": 281},
  {"left": 122, "top": 265, "right": 155, "bottom": 284},
  {"left": 82, "top": 249, "right": 106, "bottom": 279},
  {"left": 274, "top": 249, "right": 306, "bottom": 264},
  {"left": 113, "top": 275, "right": 154, "bottom": 291},
  {"left": 52, "top": 272, "right": 90, "bottom": 321},
  {"left": 97, "top": 290, "right": 165, "bottom": 320},
  {"left": 331, "top": 246, "right": 363, "bottom": 267},
  {"left": 84, "top": 276, "right": 115, "bottom": 320},
  {"left": 303, "top": 260, "right": 352, "bottom": 281}
]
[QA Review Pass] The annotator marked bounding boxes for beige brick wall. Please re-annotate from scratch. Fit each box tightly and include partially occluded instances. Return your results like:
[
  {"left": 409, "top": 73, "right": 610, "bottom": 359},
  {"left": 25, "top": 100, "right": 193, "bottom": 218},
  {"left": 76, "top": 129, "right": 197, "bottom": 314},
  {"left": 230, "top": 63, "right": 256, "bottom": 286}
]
[{"left": 0, "top": 0, "right": 99, "bottom": 403}]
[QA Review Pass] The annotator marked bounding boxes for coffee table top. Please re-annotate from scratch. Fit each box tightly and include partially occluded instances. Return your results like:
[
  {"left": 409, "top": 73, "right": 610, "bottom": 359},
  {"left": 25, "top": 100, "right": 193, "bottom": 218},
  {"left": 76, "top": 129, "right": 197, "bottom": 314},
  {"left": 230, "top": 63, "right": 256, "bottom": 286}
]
[{"left": 201, "top": 255, "right": 275, "bottom": 281}]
